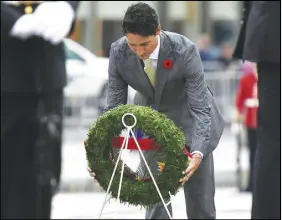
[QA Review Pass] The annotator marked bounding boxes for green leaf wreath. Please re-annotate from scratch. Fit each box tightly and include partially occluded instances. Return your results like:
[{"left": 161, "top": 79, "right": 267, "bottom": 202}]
[{"left": 85, "top": 104, "right": 188, "bottom": 207}]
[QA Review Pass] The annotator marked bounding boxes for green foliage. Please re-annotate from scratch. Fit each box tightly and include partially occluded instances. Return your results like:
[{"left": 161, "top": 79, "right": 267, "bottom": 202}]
[{"left": 85, "top": 104, "right": 188, "bottom": 207}]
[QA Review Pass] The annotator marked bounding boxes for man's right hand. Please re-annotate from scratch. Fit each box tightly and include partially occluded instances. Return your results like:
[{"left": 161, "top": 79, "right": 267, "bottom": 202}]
[
  {"left": 87, "top": 167, "right": 97, "bottom": 182},
  {"left": 235, "top": 110, "right": 244, "bottom": 123},
  {"left": 85, "top": 140, "right": 98, "bottom": 182}
]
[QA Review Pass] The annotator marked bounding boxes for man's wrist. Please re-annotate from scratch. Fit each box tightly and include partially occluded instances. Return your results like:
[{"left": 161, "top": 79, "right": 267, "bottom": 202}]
[{"left": 191, "top": 151, "right": 203, "bottom": 159}]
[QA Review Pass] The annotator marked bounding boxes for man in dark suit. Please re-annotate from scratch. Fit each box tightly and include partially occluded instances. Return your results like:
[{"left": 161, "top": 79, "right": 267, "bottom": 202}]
[
  {"left": 233, "top": 1, "right": 281, "bottom": 219},
  {"left": 1, "top": 1, "right": 80, "bottom": 218}
]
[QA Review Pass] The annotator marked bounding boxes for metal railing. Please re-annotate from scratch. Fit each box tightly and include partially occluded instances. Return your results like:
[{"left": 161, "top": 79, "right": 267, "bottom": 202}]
[
  {"left": 63, "top": 61, "right": 242, "bottom": 128},
  {"left": 205, "top": 68, "right": 241, "bottom": 125}
]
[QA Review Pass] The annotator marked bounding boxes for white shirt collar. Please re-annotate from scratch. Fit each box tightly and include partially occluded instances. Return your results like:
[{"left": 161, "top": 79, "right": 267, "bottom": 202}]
[{"left": 148, "top": 35, "right": 160, "bottom": 60}]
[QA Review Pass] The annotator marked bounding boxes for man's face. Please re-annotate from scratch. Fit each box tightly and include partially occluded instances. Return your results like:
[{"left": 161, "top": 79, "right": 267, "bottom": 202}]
[{"left": 126, "top": 27, "right": 160, "bottom": 60}]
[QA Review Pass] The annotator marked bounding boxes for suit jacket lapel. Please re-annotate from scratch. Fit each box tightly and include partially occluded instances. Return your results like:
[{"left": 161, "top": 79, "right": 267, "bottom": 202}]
[
  {"left": 155, "top": 31, "right": 174, "bottom": 109},
  {"left": 127, "top": 53, "right": 155, "bottom": 100}
]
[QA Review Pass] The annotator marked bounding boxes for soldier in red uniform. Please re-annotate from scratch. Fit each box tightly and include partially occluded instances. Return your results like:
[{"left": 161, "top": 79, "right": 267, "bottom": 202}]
[{"left": 235, "top": 61, "right": 258, "bottom": 192}]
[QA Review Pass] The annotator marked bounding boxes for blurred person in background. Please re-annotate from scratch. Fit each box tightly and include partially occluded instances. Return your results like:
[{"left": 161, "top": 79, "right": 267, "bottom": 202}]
[
  {"left": 235, "top": 61, "right": 258, "bottom": 192},
  {"left": 197, "top": 33, "right": 218, "bottom": 62},
  {"left": 1, "top": 1, "right": 80, "bottom": 219},
  {"left": 233, "top": 1, "right": 280, "bottom": 219},
  {"left": 88, "top": 2, "right": 225, "bottom": 219},
  {"left": 217, "top": 42, "right": 238, "bottom": 70}
]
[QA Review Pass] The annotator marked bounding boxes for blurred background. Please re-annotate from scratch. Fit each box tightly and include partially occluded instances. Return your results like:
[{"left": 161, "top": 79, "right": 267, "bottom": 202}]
[{"left": 54, "top": 1, "right": 252, "bottom": 218}]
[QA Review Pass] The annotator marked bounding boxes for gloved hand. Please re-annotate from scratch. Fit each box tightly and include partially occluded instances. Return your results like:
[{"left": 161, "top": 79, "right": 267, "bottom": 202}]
[
  {"left": 10, "top": 13, "right": 39, "bottom": 40},
  {"left": 32, "top": 1, "right": 75, "bottom": 44}
]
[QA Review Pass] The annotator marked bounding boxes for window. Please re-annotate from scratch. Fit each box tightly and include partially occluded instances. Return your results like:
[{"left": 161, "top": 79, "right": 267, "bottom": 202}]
[
  {"left": 64, "top": 44, "right": 86, "bottom": 63},
  {"left": 102, "top": 20, "right": 123, "bottom": 57}
]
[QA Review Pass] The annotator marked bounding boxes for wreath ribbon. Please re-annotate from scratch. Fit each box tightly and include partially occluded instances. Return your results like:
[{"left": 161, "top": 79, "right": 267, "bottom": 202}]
[{"left": 112, "top": 136, "right": 192, "bottom": 158}]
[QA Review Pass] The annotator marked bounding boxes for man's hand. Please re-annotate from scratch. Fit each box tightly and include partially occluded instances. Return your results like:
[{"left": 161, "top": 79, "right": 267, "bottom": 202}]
[
  {"left": 87, "top": 167, "right": 98, "bottom": 182},
  {"left": 236, "top": 111, "right": 244, "bottom": 123},
  {"left": 179, "top": 153, "right": 202, "bottom": 186},
  {"left": 10, "top": 14, "right": 39, "bottom": 40},
  {"left": 84, "top": 140, "right": 98, "bottom": 182},
  {"left": 32, "top": 1, "right": 75, "bottom": 44}
]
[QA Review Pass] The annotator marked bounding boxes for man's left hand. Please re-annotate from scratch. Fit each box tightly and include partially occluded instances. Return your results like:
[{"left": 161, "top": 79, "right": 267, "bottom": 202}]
[
  {"left": 33, "top": 1, "right": 75, "bottom": 44},
  {"left": 179, "top": 153, "right": 202, "bottom": 186}
]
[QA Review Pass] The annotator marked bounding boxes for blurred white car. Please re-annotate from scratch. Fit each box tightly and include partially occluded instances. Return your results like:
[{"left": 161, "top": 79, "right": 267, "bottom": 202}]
[{"left": 63, "top": 39, "right": 135, "bottom": 122}]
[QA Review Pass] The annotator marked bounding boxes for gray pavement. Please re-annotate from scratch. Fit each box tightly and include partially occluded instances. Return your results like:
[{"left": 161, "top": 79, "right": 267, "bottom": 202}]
[
  {"left": 59, "top": 125, "right": 248, "bottom": 192},
  {"left": 51, "top": 187, "right": 252, "bottom": 219}
]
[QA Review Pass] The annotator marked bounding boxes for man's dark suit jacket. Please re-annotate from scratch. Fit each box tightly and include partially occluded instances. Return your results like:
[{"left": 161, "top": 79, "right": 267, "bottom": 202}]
[{"left": 233, "top": 1, "right": 280, "bottom": 63}]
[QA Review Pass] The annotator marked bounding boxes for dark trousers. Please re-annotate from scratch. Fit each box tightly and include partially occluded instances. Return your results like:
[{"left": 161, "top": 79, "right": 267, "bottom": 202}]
[
  {"left": 35, "top": 91, "right": 64, "bottom": 219},
  {"left": 1, "top": 91, "right": 64, "bottom": 219},
  {"left": 145, "top": 153, "right": 215, "bottom": 219},
  {"left": 251, "top": 62, "right": 281, "bottom": 219},
  {"left": 246, "top": 128, "right": 257, "bottom": 190},
  {"left": 1, "top": 92, "right": 39, "bottom": 219}
]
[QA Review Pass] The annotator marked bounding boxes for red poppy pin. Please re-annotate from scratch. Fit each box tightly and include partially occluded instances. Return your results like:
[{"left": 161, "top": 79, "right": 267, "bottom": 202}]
[{"left": 163, "top": 59, "right": 173, "bottom": 69}]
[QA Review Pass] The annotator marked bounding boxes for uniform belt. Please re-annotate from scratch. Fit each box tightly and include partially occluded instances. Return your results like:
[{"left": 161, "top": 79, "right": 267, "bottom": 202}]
[{"left": 245, "top": 98, "right": 259, "bottom": 107}]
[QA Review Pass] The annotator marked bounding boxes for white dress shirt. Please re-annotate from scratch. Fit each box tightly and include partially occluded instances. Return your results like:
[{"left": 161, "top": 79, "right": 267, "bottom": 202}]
[{"left": 143, "top": 35, "right": 160, "bottom": 68}]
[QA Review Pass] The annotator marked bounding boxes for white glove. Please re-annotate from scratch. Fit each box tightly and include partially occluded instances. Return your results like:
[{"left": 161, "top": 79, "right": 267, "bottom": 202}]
[
  {"left": 10, "top": 13, "right": 39, "bottom": 40},
  {"left": 33, "top": 1, "right": 75, "bottom": 44}
]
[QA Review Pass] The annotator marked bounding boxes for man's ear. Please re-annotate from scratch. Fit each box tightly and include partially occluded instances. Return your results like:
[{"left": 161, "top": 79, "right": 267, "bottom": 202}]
[{"left": 156, "top": 24, "right": 161, "bottom": 35}]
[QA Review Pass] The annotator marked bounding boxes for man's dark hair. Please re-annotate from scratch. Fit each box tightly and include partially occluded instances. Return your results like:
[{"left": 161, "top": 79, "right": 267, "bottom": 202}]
[{"left": 121, "top": 2, "right": 159, "bottom": 37}]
